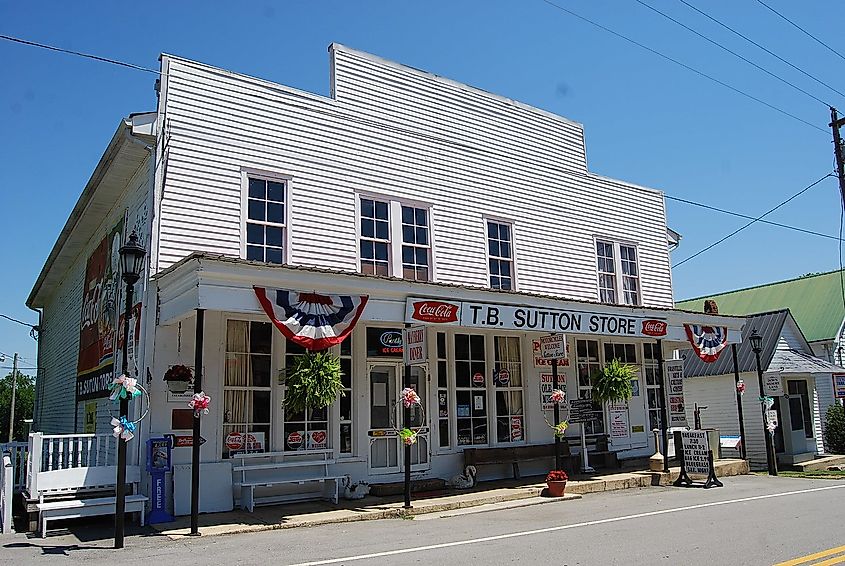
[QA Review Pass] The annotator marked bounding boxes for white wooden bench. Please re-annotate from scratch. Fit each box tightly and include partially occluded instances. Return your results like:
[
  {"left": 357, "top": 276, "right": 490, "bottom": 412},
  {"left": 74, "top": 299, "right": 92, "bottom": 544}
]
[
  {"left": 34, "top": 465, "right": 147, "bottom": 537},
  {"left": 232, "top": 450, "right": 344, "bottom": 512}
]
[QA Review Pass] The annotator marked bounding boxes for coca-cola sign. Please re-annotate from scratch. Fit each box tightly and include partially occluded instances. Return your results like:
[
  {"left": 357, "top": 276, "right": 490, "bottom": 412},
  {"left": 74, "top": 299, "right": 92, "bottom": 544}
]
[
  {"left": 641, "top": 320, "right": 668, "bottom": 337},
  {"left": 411, "top": 300, "right": 460, "bottom": 324}
]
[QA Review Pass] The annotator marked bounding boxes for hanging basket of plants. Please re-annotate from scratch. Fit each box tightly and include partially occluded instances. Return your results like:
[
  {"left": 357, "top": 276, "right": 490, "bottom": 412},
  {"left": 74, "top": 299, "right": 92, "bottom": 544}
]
[
  {"left": 163, "top": 364, "right": 194, "bottom": 393},
  {"left": 591, "top": 358, "right": 637, "bottom": 404},
  {"left": 281, "top": 350, "right": 345, "bottom": 414}
]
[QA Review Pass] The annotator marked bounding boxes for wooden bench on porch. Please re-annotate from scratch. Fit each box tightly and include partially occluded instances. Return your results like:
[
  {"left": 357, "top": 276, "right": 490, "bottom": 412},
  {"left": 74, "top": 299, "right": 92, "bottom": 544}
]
[
  {"left": 232, "top": 450, "right": 344, "bottom": 512},
  {"left": 463, "top": 436, "right": 619, "bottom": 479},
  {"left": 33, "top": 465, "right": 147, "bottom": 538}
]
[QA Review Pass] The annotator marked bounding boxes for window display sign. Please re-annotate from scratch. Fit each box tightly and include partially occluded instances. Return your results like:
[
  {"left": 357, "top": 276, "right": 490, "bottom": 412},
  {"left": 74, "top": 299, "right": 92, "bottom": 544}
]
[
  {"left": 510, "top": 416, "right": 523, "bottom": 442},
  {"left": 367, "top": 327, "right": 404, "bottom": 357},
  {"left": 226, "top": 431, "right": 265, "bottom": 454}
]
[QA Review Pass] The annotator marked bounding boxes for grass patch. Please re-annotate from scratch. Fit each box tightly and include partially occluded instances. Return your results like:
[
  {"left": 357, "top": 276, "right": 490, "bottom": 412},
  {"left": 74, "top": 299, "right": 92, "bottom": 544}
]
[{"left": 778, "top": 470, "right": 845, "bottom": 479}]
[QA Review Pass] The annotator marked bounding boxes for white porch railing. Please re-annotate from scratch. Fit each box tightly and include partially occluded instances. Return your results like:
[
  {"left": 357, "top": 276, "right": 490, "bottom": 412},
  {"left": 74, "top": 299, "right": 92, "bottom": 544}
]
[
  {"left": 1, "top": 452, "right": 12, "bottom": 533},
  {"left": 27, "top": 432, "right": 119, "bottom": 497},
  {"left": 0, "top": 441, "right": 28, "bottom": 492}
]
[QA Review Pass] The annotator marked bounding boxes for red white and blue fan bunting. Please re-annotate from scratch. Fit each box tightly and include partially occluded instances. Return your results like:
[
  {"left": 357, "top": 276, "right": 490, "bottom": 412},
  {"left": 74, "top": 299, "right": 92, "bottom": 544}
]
[
  {"left": 253, "top": 287, "right": 368, "bottom": 351},
  {"left": 684, "top": 324, "right": 728, "bottom": 363}
]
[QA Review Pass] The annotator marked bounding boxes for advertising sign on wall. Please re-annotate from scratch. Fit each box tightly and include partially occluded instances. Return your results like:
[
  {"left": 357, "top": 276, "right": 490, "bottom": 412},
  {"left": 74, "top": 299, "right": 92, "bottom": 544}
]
[
  {"left": 763, "top": 373, "right": 784, "bottom": 397},
  {"left": 76, "top": 220, "right": 124, "bottom": 402},
  {"left": 664, "top": 360, "right": 688, "bottom": 427}
]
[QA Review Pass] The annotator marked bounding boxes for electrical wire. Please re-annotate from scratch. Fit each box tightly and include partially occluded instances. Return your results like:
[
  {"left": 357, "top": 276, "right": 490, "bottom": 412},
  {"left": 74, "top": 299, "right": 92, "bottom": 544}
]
[
  {"left": 676, "top": 0, "right": 845, "bottom": 100},
  {"left": 538, "top": 0, "right": 828, "bottom": 134},
  {"left": 633, "top": 0, "right": 831, "bottom": 107},
  {"left": 665, "top": 195, "right": 839, "bottom": 241},
  {"left": 0, "top": 34, "right": 160, "bottom": 74},
  {"left": 672, "top": 173, "right": 834, "bottom": 268},
  {"left": 0, "top": 313, "right": 36, "bottom": 328},
  {"left": 754, "top": 0, "right": 845, "bottom": 64}
]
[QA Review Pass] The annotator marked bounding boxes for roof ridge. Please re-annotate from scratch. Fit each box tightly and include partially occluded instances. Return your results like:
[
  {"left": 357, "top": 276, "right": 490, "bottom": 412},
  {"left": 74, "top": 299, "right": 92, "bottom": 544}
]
[{"left": 678, "top": 268, "right": 845, "bottom": 303}]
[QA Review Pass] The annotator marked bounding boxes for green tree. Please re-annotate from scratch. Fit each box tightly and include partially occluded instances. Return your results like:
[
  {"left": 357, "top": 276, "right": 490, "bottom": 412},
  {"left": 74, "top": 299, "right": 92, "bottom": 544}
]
[{"left": 0, "top": 370, "right": 35, "bottom": 442}]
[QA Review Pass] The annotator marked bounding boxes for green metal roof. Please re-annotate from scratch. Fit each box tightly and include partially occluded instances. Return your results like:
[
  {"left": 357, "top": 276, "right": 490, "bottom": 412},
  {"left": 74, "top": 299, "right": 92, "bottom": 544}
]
[{"left": 676, "top": 270, "right": 845, "bottom": 344}]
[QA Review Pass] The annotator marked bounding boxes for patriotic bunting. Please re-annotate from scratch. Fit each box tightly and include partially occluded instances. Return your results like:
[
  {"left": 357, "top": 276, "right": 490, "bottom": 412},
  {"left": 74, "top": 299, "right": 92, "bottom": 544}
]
[
  {"left": 684, "top": 324, "right": 729, "bottom": 363},
  {"left": 253, "top": 287, "right": 368, "bottom": 350}
]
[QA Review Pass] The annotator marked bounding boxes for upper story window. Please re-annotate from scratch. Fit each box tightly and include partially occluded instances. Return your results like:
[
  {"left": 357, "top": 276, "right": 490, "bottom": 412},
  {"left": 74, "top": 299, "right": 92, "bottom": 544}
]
[
  {"left": 246, "top": 176, "right": 286, "bottom": 264},
  {"left": 360, "top": 198, "right": 390, "bottom": 276},
  {"left": 358, "top": 196, "right": 432, "bottom": 282},
  {"left": 401, "top": 205, "right": 430, "bottom": 281},
  {"left": 487, "top": 221, "right": 514, "bottom": 290},
  {"left": 596, "top": 240, "right": 640, "bottom": 306}
]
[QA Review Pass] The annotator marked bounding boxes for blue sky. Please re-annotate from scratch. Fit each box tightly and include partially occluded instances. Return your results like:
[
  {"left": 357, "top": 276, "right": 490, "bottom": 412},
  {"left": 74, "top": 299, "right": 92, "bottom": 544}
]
[{"left": 1, "top": 1, "right": 842, "bottom": 370}]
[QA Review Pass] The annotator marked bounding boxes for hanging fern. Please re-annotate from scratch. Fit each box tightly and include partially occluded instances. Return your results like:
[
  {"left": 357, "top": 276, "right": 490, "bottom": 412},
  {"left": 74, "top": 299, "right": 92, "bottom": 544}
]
[
  {"left": 281, "top": 350, "right": 344, "bottom": 414},
  {"left": 591, "top": 358, "right": 637, "bottom": 404}
]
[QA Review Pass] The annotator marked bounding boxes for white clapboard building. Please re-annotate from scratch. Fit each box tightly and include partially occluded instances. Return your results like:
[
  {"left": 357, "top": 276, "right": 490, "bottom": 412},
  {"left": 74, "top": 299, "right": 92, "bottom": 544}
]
[{"left": 27, "top": 45, "right": 744, "bottom": 514}]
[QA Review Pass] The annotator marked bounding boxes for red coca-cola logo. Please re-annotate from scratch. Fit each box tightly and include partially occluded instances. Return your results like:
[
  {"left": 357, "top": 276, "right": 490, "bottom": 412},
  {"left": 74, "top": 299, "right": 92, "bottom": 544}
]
[
  {"left": 412, "top": 301, "right": 459, "bottom": 324},
  {"left": 641, "top": 320, "right": 667, "bottom": 337}
]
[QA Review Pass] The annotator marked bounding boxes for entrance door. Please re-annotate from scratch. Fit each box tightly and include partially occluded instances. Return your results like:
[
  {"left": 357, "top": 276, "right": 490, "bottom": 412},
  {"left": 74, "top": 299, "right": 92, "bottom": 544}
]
[
  {"left": 368, "top": 363, "right": 430, "bottom": 474},
  {"left": 784, "top": 379, "right": 813, "bottom": 454}
]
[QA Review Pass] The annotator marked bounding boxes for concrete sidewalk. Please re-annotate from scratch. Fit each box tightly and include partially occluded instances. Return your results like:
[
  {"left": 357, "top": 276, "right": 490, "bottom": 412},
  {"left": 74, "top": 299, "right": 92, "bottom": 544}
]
[{"left": 151, "top": 458, "right": 748, "bottom": 538}]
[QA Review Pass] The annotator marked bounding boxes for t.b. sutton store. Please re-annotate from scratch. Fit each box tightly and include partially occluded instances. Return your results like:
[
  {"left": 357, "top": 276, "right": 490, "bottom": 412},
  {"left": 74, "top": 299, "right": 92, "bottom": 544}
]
[{"left": 145, "top": 253, "right": 745, "bottom": 514}]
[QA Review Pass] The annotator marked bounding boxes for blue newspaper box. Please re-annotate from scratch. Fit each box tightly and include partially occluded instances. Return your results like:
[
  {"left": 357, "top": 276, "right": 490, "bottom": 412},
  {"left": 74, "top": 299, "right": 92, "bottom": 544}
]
[{"left": 146, "top": 437, "right": 174, "bottom": 524}]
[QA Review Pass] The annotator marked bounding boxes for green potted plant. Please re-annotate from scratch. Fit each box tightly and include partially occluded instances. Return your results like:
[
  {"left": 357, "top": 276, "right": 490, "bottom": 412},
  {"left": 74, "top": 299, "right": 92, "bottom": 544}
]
[
  {"left": 281, "top": 350, "right": 344, "bottom": 413},
  {"left": 545, "top": 469, "right": 568, "bottom": 497},
  {"left": 590, "top": 358, "right": 637, "bottom": 404}
]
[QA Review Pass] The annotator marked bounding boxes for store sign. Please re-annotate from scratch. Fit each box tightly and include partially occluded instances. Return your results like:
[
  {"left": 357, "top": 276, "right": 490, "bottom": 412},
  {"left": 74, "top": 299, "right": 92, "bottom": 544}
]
[
  {"left": 679, "top": 430, "right": 711, "bottom": 475},
  {"left": 496, "top": 368, "right": 510, "bottom": 386},
  {"left": 763, "top": 373, "right": 784, "bottom": 397},
  {"left": 834, "top": 374, "right": 845, "bottom": 399},
  {"left": 173, "top": 435, "right": 207, "bottom": 448},
  {"left": 405, "top": 297, "right": 664, "bottom": 338},
  {"left": 366, "top": 327, "right": 404, "bottom": 357},
  {"left": 532, "top": 338, "right": 571, "bottom": 368},
  {"left": 225, "top": 432, "right": 263, "bottom": 452},
  {"left": 664, "top": 360, "right": 688, "bottom": 427},
  {"left": 568, "top": 399, "right": 600, "bottom": 424},
  {"left": 403, "top": 326, "right": 427, "bottom": 366},
  {"left": 538, "top": 333, "right": 567, "bottom": 359},
  {"left": 540, "top": 373, "right": 565, "bottom": 410}
]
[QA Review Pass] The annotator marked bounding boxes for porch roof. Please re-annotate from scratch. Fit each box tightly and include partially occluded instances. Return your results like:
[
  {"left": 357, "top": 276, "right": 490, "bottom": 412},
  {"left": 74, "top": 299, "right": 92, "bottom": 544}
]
[
  {"left": 770, "top": 349, "right": 845, "bottom": 374},
  {"left": 152, "top": 253, "right": 746, "bottom": 344}
]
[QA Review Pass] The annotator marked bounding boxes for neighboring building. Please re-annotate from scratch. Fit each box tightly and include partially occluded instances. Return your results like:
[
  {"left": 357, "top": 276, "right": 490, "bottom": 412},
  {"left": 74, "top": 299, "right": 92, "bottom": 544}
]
[
  {"left": 682, "top": 310, "right": 842, "bottom": 469},
  {"left": 27, "top": 45, "right": 743, "bottom": 513},
  {"left": 677, "top": 270, "right": 845, "bottom": 364}
]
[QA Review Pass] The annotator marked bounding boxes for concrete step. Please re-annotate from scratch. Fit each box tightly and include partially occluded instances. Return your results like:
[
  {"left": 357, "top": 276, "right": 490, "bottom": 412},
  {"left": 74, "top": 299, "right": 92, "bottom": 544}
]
[{"left": 781, "top": 455, "right": 845, "bottom": 472}]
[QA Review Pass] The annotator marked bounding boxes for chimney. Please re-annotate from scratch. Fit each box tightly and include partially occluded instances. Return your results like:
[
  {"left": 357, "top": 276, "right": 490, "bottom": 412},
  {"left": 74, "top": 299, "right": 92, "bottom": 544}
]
[{"left": 704, "top": 300, "right": 719, "bottom": 314}]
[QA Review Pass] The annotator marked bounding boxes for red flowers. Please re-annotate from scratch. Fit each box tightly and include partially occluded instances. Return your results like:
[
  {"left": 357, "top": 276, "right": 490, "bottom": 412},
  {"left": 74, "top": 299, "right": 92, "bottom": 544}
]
[{"left": 546, "top": 470, "right": 568, "bottom": 482}]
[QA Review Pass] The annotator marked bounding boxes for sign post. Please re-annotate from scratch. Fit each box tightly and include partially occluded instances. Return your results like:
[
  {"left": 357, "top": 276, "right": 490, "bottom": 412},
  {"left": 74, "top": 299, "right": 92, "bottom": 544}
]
[
  {"left": 673, "top": 430, "right": 723, "bottom": 489},
  {"left": 539, "top": 334, "right": 567, "bottom": 471}
]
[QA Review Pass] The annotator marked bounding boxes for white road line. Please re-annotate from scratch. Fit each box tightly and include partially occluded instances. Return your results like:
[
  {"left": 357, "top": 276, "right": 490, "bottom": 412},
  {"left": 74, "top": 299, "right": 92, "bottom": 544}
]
[{"left": 288, "top": 483, "right": 845, "bottom": 566}]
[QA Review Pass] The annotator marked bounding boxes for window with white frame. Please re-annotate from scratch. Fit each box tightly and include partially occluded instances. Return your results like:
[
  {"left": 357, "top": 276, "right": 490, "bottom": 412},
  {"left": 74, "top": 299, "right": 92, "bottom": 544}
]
[
  {"left": 338, "top": 338, "right": 353, "bottom": 454},
  {"left": 359, "top": 198, "right": 390, "bottom": 276},
  {"left": 401, "top": 205, "right": 431, "bottom": 281},
  {"left": 596, "top": 240, "right": 641, "bottom": 306},
  {"left": 223, "top": 320, "right": 272, "bottom": 459},
  {"left": 494, "top": 336, "right": 524, "bottom": 443},
  {"left": 576, "top": 339, "right": 605, "bottom": 435},
  {"left": 436, "top": 332, "right": 450, "bottom": 449},
  {"left": 455, "top": 333, "right": 488, "bottom": 446},
  {"left": 283, "top": 340, "right": 329, "bottom": 451},
  {"left": 643, "top": 342, "right": 661, "bottom": 433},
  {"left": 359, "top": 197, "right": 433, "bottom": 281},
  {"left": 487, "top": 220, "right": 514, "bottom": 290},
  {"left": 246, "top": 176, "right": 286, "bottom": 264}
]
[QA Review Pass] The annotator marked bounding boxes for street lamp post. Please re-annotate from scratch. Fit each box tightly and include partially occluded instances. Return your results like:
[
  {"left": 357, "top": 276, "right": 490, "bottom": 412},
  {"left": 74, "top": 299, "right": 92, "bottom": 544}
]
[
  {"left": 749, "top": 329, "right": 777, "bottom": 477},
  {"left": 115, "top": 231, "right": 147, "bottom": 549}
]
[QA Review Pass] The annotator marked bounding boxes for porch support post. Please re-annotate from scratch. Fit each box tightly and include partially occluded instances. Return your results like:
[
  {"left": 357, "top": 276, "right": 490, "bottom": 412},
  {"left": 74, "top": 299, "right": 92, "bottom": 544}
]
[
  {"left": 655, "top": 339, "right": 669, "bottom": 473},
  {"left": 552, "top": 358, "right": 561, "bottom": 470},
  {"left": 731, "top": 344, "right": 748, "bottom": 461},
  {"left": 190, "top": 308, "right": 205, "bottom": 535},
  {"left": 403, "top": 323, "right": 412, "bottom": 510}
]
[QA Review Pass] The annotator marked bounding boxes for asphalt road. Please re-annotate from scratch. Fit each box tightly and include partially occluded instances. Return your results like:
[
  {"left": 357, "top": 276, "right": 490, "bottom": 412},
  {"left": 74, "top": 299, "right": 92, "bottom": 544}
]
[{"left": 2, "top": 475, "right": 844, "bottom": 566}]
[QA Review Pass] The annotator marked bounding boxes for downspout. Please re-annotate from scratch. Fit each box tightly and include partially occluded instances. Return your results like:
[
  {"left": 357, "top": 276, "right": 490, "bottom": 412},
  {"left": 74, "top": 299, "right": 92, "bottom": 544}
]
[{"left": 26, "top": 305, "right": 43, "bottom": 431}]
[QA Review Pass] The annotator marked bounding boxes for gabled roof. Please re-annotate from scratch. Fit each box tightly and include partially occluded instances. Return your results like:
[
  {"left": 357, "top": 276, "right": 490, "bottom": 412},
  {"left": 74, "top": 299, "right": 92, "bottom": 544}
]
[
  {"left": 682, "top": 310, "right": 788, "bottom": 377},
  {"left": 676, "top": 270, "right": 845, "bottom": 343}
]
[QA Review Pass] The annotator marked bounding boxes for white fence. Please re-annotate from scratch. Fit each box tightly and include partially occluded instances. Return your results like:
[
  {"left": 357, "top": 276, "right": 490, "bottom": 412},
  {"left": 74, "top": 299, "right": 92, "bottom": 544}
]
[
  {"left": 1, "top": 452, "right": 12, "bottom": 533},
  {"left": 0, "top": 442, "right": 28, "bottom": 492},
  {"left": 27, "top": 432, "right": 118, "bottom": 497}
]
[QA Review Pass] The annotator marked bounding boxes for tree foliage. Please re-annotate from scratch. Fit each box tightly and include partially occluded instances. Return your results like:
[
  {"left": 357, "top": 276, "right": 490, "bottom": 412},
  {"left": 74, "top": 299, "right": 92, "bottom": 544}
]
[
  {"left": 824, "top": 404, "right": 845, "bottom": 454},
  {"left": 0, "top": 371, "right": 35, "bottom": 442}
]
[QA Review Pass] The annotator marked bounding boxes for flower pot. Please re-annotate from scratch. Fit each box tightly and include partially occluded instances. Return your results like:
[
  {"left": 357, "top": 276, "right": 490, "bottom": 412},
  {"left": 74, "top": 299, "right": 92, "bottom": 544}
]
[
  {"left": 166, "top": 380, "right": 190, "bottom": 394},
  {"left": 546, "top": 480, "right": 567, "bottom": 497}
]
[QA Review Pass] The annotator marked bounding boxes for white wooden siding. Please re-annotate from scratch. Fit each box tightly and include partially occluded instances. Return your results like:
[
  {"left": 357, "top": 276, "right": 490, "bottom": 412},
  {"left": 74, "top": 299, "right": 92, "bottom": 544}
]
[
  {"left": 34, "top": 155, "right": 152, "bottom": 434},
  {"left": 156, "top": 48, "right": 674, "bottom": 307}
]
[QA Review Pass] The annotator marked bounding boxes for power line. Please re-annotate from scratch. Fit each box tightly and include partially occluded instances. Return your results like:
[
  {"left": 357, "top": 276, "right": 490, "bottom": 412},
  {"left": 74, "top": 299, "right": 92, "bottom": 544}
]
[
  {"left": 672, "top": 173, "right": 834, "bottom": 268},
  {"left": 665, "top": 195, "right": 839, "bottom": 241},
  {"left": 633, "top": 0, "right": 831, "bottom": 107},
  {"left": 538, "top": 0, "right": 829, "bottom": 135},
  {"left": 676, "top": 0, "right": 845, "bottom": 100},
  {"left": 0, "top": 313, "right": 36, "bottom": 328},
  {"left": 754, "top": 0, "right": 845, "bottom": 63},
  {"left": 0, "top": 34, "right": 160, "bottom": 74}
]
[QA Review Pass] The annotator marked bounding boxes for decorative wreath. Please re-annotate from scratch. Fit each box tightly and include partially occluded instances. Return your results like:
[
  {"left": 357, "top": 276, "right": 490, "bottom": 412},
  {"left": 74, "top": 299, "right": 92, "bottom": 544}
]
[
  {"left": 539, "top": 382, "right": 569, "bottom": 437},
  {"left": 387, "top": 388, "right": 426, "bottom": 446},
  {"left": 108, "top": 373, "right": 150, "bottom": 441},
  {"left": 189, "top": 391, "right": 211, "bottom": 418}
]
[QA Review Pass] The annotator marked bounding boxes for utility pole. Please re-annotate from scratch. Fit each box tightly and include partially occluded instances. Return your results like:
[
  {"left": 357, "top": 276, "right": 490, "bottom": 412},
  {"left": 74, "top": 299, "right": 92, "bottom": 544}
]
[
  {"left": 830, "top": 107, "right": 845, "bottom": 207},
  {"left": 8, "top": 353, "right": 18, "bottom": 443}
]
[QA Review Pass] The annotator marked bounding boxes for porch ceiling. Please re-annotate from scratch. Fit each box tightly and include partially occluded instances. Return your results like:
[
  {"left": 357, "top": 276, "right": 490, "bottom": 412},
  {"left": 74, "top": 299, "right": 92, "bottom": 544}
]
[{"left": 152, "top": 253, "right": 746, "bottom": 344}]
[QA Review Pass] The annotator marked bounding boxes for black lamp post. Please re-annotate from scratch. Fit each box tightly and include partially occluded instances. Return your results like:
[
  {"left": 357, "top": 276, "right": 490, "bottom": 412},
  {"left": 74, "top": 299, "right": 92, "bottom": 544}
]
[
  {"left": 115, "top": 231, "right": 146, "bottom": 549},
  {"left": 749, "top": 329, "right": 777, "bottom": 476}
]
